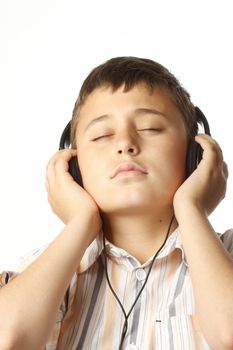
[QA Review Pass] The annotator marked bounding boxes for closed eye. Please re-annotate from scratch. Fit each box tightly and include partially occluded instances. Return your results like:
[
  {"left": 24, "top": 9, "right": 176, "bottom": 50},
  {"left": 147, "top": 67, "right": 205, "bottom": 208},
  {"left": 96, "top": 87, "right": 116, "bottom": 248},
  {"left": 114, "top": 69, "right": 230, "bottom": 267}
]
[
  {"left": 138, "top": 128, "right": 162, "bottom": 132},
  {"left": 91, "top": 128, "right": 162, "bottom": 141},
  {"left": 91, "top": 134, "right": 113, "bottom": 141}
]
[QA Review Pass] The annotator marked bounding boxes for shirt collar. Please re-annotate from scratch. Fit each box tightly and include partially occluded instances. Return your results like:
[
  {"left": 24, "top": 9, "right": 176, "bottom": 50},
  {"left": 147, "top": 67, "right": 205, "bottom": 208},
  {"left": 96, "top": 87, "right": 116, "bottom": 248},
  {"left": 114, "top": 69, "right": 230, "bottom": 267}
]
[{"left": 77, "top": 227, "right": 187, "bottom": 273}]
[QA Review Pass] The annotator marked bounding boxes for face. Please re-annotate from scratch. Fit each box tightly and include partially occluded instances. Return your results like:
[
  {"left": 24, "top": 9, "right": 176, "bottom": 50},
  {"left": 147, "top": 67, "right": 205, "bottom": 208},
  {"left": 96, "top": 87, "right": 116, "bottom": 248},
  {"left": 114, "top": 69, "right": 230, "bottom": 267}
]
[{"left": 75, "top": 84, "right": 188, "bottom": 215}]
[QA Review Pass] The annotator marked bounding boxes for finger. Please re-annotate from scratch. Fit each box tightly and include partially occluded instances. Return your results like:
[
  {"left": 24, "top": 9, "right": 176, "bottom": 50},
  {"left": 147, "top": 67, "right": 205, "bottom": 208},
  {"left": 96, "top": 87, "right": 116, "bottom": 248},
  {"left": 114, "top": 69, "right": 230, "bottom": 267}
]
[
  {"left": 47, "top": 149, "right": 77, "bottom": 169},
  {"left": 46, "top": 149, "right": 77, "bottom": 175},
  {"left": 46, "top": 149, "right": 77, "bottom": 185},
  {"left": 195, "top": 134, "right": 224, "bottom": 164},
  {"left": 54, "top": 149, "right": 78, "bottom": 181}
]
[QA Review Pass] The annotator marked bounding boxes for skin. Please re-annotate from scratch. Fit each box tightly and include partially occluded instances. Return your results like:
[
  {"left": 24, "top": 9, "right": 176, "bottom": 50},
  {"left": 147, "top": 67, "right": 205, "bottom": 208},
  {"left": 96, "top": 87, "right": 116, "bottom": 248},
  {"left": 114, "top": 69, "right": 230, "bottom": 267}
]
[
  {"left": 75, "top": 84, "right": 188, "bottom": 260},
  {"left": 0, "top": 83, "right": 232, "bottom": 350},
  {"left": 45, "top": 83, "right": 233, "bottom": 348}
]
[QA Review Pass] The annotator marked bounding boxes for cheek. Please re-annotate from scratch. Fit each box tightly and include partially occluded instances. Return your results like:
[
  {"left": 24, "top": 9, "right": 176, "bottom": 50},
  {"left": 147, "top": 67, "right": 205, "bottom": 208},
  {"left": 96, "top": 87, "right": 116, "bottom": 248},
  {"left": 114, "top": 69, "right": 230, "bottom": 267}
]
[
  {"left": 170, "top": 145, "right": 187, "bottom": 184},
  {"left": 155, "top": 139, "right": 187, "bottom": 180},
  {"left": 77, "top": 152, "right": 103, "bottom": 192}
]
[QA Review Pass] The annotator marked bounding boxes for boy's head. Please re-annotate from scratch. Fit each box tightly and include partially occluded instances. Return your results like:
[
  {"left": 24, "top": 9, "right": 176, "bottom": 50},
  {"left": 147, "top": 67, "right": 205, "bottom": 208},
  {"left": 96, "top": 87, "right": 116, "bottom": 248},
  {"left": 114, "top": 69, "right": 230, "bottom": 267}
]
[
  {"left": 70, "top": 56, "right": 197, "bottom": 147},
  {"left": 69, "top": 58, "right": 193, "bottom": 215}
]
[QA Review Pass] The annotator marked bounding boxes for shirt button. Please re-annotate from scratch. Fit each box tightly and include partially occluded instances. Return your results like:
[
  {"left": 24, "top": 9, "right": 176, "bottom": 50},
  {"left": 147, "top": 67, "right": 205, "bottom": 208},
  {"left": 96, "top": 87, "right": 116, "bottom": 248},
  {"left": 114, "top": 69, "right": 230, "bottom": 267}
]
[
  {"left": 126, "top": 344, "right": 139, "bottom": 350},
  {"left": 135, "top": 268, "right": 147, "bottom": 281}
]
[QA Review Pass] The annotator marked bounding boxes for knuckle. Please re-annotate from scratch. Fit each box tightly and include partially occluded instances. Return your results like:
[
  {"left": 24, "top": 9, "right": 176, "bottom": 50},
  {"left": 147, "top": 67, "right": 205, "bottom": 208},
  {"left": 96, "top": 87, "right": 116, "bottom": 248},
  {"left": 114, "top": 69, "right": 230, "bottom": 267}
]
[{"left": 209, "top": 143, "right": 217, "bottom": 154}]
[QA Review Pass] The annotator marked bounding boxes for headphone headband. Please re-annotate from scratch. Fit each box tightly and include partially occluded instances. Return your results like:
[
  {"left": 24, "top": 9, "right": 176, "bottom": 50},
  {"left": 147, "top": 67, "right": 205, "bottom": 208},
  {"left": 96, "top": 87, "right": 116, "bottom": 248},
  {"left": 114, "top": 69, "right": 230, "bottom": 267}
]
[{"left": 195, "top": 106, "right": 211, "bottom": 136}]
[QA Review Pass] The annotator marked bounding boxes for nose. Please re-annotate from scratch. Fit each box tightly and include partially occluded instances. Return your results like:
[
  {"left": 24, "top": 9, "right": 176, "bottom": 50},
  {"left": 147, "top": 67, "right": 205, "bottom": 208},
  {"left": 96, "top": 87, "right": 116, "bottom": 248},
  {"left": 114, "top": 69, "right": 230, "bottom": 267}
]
[{"left": 116, "top": 130, "right": 140, "bottom": 156}]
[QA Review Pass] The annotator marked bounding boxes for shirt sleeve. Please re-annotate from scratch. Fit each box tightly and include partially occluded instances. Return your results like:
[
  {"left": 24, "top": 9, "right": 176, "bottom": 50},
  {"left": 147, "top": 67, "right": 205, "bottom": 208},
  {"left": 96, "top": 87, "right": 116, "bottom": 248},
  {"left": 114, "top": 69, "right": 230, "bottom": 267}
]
[
  {"left": 0, "top": 245, "right": 49, "bottom": 288},
  {"left": 219, "top": 229, "right": 233, "bottom": 258},
  {"left": 0, "top": 244, "right": 70, "bottom": 349}
]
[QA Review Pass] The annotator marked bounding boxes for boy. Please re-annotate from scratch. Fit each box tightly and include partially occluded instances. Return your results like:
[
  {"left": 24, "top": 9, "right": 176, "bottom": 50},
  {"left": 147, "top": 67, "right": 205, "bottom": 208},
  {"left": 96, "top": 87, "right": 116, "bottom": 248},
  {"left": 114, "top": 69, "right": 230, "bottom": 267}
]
[{"left": 0, "top": 57, "right": 233, "bottom": 350}]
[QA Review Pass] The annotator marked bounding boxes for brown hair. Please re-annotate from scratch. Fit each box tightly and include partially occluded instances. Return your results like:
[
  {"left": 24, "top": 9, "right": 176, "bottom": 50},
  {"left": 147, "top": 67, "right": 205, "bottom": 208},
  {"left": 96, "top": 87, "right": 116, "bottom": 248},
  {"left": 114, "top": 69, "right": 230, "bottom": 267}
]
[{"left": 70, "top": 56, "right": 197, "bottom": 146}]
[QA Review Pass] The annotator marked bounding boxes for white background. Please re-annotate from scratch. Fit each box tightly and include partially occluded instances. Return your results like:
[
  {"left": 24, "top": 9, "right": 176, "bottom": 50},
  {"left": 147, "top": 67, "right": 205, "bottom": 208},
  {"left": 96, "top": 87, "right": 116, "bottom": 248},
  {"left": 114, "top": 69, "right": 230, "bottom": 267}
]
[{"left": 0, "top": 0, "right": 232, "bottom": 270}]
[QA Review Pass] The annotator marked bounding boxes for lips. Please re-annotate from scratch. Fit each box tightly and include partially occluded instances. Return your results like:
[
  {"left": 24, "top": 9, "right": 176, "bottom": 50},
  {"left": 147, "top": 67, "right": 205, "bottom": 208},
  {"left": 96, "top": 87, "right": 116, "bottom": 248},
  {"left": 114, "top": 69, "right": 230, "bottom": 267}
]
[{"left": 110, "top": 162, "right": 148, "bottom": 179}]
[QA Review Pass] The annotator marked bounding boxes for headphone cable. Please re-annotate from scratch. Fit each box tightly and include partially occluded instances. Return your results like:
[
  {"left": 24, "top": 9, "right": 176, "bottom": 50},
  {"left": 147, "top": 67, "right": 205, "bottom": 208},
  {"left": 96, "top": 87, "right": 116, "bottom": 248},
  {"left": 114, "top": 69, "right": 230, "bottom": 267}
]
[{"left": 102, "top": 214, "right": 175, "bottom": 350}]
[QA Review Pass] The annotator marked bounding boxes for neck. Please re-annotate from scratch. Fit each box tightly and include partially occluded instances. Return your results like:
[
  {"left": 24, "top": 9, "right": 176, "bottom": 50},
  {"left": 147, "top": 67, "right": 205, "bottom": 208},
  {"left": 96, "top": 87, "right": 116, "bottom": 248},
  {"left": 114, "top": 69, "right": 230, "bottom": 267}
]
[{"left": 102, "top": 208, "right": 177, "bottom": 264}]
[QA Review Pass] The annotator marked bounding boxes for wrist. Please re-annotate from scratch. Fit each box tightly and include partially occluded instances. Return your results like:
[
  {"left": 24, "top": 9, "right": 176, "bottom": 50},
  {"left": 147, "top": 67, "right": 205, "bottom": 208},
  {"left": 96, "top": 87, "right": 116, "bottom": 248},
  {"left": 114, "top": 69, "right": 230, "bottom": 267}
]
[
  {"left": 174, "top": 200, "right": 208, "bottom": 224},
  {"left": 66, "top": 208, "right": 101, "bottom": 247}
]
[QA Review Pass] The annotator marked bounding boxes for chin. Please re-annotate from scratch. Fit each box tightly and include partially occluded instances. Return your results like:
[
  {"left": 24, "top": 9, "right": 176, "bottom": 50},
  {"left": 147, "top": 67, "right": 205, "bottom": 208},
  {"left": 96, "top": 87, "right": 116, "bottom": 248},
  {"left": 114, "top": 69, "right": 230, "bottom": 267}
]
[
  {"left": 94, "top": 186, "right": 174, "bottom": 213},
  {"left": 98, "top": 197, "right": 159, "bottom": 215}
]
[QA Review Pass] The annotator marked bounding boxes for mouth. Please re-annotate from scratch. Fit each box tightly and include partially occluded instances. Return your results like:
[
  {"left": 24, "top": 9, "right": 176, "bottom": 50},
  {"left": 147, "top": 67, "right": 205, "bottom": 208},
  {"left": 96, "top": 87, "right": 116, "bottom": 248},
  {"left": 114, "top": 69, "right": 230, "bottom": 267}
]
[{"left": 110, "top": 162, "right": 148, "bottom": 179}]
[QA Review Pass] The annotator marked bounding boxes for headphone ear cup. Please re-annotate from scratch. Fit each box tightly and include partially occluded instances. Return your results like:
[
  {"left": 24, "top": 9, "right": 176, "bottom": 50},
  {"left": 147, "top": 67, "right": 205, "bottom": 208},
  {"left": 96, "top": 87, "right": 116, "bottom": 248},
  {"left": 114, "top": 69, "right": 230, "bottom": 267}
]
[
  {"left": 68, "top": 157, "right": 83, "bottom": 187},
  {"left": 186, "top": 140, "right": 203, "bottom": 178}
]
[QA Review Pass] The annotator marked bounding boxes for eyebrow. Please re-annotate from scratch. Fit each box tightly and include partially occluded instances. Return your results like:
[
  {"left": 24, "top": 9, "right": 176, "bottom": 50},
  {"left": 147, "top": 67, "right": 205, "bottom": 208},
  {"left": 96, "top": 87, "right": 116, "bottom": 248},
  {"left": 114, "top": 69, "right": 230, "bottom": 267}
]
[{"left": 84, "top": 108, "right": 166, "bottom": 132}]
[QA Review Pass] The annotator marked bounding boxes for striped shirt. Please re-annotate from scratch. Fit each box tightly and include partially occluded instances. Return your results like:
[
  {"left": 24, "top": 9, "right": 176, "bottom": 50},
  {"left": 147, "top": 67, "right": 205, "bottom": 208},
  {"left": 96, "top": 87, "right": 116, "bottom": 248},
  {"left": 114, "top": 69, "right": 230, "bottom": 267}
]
[{"left": 1, "top": 227, "right": 233, "bottom": 349}]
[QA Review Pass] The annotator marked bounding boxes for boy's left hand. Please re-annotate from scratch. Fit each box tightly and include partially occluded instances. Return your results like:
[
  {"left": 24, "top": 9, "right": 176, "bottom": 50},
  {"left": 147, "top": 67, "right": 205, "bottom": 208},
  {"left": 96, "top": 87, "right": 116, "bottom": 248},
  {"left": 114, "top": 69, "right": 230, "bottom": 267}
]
[{"left": 173, "top": 134, "right": 228, "bottom": 218}]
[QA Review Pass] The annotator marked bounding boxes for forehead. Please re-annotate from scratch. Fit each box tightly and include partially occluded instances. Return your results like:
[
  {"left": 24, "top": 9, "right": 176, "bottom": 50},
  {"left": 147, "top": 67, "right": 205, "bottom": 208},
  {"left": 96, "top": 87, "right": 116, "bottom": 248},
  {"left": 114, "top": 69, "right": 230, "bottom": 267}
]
[
  {"left": 77, "top": 83, "right": 180, "bottom": 125},
  {"left": 73, "top": 84, "right": 187, "bottom": 146}
]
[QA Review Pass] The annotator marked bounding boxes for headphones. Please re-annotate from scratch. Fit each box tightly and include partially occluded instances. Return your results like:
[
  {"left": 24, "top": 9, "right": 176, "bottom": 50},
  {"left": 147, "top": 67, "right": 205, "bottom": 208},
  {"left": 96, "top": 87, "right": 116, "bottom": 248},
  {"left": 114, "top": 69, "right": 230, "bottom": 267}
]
[{"left": 59, "top": 106, "right": 211, "bottom": 185}]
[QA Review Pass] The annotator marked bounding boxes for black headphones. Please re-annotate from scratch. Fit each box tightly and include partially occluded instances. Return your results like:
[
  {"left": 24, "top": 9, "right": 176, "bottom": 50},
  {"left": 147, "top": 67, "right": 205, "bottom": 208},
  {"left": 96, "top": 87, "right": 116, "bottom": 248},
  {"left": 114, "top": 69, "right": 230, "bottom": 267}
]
[
  {"left": 59, "top": 106, "right": 211, "bottom": 185},
  {"left": 59, "top": 121, "right": 83, "bottom": 186}
]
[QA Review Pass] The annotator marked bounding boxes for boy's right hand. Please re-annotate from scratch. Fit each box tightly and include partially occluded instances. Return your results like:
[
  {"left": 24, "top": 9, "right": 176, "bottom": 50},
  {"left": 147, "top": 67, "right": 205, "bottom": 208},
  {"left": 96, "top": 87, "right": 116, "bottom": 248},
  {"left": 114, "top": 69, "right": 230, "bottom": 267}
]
[
  {"left": 0, "top": 149, "right": 102, "bottom": 349},
  {"left": 46, "top": 149, "right": 102, "bottom": 241}
]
